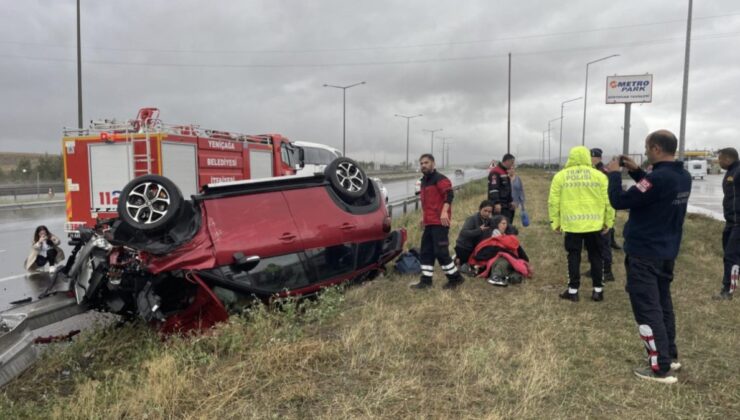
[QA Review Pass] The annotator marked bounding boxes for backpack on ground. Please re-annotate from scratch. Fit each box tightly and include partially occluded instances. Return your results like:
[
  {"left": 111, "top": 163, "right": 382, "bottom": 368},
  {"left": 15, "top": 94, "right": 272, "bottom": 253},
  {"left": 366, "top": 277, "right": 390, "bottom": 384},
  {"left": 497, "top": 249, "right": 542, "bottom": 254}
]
[{"left": 395, "top": 248, "right": 422, "bottom": 274}]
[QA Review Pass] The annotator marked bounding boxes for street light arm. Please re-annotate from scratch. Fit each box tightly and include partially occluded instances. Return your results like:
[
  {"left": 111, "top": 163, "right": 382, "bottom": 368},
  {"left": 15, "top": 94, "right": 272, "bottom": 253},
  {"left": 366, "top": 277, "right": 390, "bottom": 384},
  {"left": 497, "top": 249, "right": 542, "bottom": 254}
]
[{"left": 587, "top": 54, "right": 620, "bottom": 66}]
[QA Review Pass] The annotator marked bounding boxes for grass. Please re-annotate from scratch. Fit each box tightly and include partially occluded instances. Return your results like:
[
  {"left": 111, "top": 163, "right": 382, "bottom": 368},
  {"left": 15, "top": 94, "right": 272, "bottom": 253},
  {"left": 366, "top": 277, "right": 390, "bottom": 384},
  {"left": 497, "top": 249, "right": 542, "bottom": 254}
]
[{"left": 1, "top": 169, "right": 738, "bottom": 419}]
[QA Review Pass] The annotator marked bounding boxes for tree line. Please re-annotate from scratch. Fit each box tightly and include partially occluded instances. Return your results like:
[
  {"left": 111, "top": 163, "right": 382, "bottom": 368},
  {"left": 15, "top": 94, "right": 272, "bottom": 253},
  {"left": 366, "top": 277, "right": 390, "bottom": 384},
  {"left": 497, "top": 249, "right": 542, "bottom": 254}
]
[{"left": 0, "top": 154, "right": 63, "bottom": 184}]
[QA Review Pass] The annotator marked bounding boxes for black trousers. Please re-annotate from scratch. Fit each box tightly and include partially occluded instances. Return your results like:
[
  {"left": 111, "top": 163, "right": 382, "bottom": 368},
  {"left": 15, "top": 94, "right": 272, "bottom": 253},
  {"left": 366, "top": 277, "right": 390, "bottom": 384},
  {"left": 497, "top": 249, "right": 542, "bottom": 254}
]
[
  {"left": 420, "top": 225, "right": 460, "bottom": 283},
  {"left": 564, "top": 232, "right": 603, "bottom": 289},
  {"left": 599, "top": 228, "right": 613, "bottom": 271},
  {"left": 625, "top": 255, "right": 677, "bottom": 373},
  {"left": 34, "top": 248, "right": 58, "bottom": 268},
  {"left": 722, "top": 225, "right": 740, "bottom": 292},
  {"left": 498, "top": 207, "right": 515, "bottom": 225},
  {"left": 454, "top": 245, "right": 473, "bottom": 266}
]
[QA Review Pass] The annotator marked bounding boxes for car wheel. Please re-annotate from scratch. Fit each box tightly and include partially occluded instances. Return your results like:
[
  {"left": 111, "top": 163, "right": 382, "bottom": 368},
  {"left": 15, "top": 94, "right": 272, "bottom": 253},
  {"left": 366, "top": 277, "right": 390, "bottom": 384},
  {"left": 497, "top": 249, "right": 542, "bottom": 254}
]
[
  {"left": 325, "top": 157, "right": 369, "bottom": 200},
  {"left": 117, "top": 175, "right": 183, "bottom": 232}
]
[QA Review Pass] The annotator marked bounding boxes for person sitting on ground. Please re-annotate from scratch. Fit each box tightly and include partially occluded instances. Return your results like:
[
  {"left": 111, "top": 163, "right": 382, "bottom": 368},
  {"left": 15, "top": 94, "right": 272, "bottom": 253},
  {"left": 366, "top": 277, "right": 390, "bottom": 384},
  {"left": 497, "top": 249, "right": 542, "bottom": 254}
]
[
  {"left": 468, "top": 215, "right": 531, "bottom": 287},
  {"left": 24, "top": 225, "right": 65, "bottom": 274},
  {"left": 454, "top": 200, "right": 494, "bottom": 274}
]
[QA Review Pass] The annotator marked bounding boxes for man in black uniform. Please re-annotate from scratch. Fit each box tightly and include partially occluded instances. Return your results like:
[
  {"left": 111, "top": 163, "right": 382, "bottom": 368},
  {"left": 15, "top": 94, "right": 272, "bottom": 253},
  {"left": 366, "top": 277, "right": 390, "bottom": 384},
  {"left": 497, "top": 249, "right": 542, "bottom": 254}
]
[
  {"left": 606, "top": 130, "right": 691, "bottom": 384},
  {"left": 714, "top": 147, "right": 740, "bottom": 300},
  {"left": 591, "top": 148, "right": 616, "bottom": 282},
  {"left": 488, "top": 154, "right": 516, "bottom": 223},
  {"left": 410, "top": 154, "right": 464, "bottom": 290}
]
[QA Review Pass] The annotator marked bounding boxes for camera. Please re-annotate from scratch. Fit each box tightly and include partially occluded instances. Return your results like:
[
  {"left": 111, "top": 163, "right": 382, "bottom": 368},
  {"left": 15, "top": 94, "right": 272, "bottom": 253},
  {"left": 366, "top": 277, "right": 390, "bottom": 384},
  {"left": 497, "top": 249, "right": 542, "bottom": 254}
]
[{"left": 619, "top": 156, "right": 625, "bottom": 167}]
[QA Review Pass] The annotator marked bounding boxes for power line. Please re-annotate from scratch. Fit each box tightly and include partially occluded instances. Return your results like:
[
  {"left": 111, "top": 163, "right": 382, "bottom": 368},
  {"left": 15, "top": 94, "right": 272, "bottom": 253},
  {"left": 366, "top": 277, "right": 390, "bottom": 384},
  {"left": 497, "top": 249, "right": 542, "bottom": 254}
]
[
  {"left": 0, "top": 31, "right": 738, "bottom": 69},
  {"left": 0, "top": 12, "right": 739, "bottom": 55}
]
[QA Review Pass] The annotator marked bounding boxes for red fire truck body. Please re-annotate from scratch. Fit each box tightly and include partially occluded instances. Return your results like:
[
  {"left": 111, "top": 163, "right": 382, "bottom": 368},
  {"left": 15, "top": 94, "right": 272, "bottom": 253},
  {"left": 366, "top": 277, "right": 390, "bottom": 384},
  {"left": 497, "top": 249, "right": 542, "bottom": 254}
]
[{"left": 63, "top": 108, "right": 301, "bottom": 229}]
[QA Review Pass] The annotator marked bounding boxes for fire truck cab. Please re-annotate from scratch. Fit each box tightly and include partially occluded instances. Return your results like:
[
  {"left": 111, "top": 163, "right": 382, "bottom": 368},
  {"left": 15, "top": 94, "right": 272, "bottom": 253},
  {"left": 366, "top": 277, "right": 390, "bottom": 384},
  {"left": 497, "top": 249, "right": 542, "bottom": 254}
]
[{"left": 63, "top": 107, "right": 303, "bottom": 231}]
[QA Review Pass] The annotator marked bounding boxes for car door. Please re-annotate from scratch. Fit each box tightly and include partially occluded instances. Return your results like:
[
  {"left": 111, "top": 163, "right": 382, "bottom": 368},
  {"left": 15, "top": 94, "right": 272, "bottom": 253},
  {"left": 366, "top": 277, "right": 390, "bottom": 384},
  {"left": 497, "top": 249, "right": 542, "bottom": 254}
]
[{"left": 202, "top": 191, "right": 304, "bottom": 266}]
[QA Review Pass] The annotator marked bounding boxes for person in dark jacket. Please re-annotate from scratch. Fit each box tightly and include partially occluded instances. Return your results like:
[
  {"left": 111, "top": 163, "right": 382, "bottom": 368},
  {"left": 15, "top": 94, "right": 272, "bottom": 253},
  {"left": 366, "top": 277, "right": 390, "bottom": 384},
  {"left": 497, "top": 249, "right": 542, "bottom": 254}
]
[
  {"left": 454, "top": 200, "right": 494, "bottom": 273},
  {"left": 606, "top": 130, "right": 691, "bottom": 384},
  {"left": 714, "top": 147, "right": 740, "bottom": 300},
  {"left": 410, "top": 153, "right": 464, "bottom": 290},
  {"left": 488, "top": 154, "right": 516, "bottom": 223},
  {"left": 590, "top": 148, "right": 617, "bottom": 282}
]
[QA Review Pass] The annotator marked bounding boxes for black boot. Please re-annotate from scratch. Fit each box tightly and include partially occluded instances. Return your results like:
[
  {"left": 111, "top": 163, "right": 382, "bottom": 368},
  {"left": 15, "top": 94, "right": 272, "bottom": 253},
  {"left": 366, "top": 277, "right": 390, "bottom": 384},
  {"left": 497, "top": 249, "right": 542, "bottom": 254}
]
[
  {"left": 559, "top": 290, "right": 579, "bottom": 302},
  {"left": 409, "top": 278, "right": 432, "bottom": 290}
]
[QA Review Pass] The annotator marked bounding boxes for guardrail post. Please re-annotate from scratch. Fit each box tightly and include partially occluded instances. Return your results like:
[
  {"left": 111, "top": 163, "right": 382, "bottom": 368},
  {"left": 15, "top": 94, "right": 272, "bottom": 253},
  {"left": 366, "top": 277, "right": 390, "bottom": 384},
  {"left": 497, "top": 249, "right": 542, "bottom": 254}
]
[
  {"left": 403, "top": 200, "right": 407, "bottom": 214},
  {"left": 388, "top": 204, "right": 393, "bottom": 218},
  {"left": 415, "top": 198, "right": 419, "bottom": 210}
]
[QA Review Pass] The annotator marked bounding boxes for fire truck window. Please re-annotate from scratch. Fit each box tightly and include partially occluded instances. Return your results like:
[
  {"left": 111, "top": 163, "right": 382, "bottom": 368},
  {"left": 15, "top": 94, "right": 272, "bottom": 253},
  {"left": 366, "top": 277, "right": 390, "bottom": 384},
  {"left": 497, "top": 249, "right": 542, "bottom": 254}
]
[
  {"left": 281, "top": 147, "right": 292, "bottom": 166},
  {"left": 303, "top": 147, "right": 322, "bottom": 164}
]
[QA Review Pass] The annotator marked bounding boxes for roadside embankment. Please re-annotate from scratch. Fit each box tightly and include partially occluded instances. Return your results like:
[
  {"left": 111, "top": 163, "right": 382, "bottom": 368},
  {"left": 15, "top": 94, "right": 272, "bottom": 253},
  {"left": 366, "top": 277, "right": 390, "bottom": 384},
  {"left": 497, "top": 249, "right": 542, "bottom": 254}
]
[{"left": 1, "top": 169, "right": 737, "bottom": 419}]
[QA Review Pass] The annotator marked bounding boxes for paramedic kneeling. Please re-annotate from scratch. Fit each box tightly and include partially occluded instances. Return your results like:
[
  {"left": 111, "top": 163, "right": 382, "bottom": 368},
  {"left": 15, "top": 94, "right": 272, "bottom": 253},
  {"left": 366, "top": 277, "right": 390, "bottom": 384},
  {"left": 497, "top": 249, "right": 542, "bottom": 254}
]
[{"left": 605, "top": 130, "right": 691, "bottom": 384}]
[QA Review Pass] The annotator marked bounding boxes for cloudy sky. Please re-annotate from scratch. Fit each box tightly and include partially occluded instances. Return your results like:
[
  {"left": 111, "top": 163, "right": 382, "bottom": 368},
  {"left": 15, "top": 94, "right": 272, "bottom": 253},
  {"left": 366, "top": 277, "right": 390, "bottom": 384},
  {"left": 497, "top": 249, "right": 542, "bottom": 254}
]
[{"left": 0, "top": 0, "right": 738, "bottom": 165}]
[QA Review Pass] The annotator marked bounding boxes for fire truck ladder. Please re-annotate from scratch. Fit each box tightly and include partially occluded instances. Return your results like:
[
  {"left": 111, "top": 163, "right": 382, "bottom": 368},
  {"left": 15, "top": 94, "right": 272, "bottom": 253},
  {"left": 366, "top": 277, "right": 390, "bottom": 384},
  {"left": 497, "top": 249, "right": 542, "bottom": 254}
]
[{"left": 130, "top": 131, "right": 152, "bottom": 177}]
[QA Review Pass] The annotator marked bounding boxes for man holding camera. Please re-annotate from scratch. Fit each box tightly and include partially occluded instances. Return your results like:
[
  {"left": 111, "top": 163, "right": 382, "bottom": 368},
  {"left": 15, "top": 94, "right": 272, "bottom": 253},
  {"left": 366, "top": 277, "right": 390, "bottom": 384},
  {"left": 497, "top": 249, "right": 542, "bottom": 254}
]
[{"left": 605, "top": 130, "right": 691, "bottom": 384}]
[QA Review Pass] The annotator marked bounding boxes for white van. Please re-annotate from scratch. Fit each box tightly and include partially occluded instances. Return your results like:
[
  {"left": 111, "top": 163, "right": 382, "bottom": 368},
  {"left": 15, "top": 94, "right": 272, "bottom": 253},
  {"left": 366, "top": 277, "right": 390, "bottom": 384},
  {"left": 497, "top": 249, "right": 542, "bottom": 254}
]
[
  {"left": 293, "top": 141, "right": 343, "bottom": 176},
  {"left": 686, "top": 160, "right": 707, "bottom": 180}
]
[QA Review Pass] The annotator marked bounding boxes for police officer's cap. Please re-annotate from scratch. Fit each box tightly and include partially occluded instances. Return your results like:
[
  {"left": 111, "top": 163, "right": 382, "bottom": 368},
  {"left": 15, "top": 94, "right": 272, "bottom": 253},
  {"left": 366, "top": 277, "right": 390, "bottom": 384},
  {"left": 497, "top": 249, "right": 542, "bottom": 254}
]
[{"left": 590, "top": 148, "right": 603, "bottom": 158}]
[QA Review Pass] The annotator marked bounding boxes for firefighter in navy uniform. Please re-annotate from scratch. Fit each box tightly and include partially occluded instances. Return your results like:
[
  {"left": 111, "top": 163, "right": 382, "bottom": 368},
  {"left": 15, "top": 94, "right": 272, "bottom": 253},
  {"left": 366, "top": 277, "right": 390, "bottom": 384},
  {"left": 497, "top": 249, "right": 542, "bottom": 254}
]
[
  {"left": 410, "top": 154, "right": 464, "bottom": 290},
  {"left": 488, "top": 154, "right": 516, "bottom": 224},
  {"left": 606, "top": 130, "right": 691, "bottom": 384},
  {"left": 714, "top": 147, "right": 740, "bottom": 300}
]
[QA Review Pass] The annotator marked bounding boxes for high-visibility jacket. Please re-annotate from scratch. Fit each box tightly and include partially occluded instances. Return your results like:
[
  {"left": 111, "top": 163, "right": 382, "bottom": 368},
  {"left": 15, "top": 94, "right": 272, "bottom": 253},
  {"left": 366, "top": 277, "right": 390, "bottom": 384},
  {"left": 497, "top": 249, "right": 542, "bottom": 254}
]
[{"left": 548, "top": 146, "right": 615, "bottom": 233}]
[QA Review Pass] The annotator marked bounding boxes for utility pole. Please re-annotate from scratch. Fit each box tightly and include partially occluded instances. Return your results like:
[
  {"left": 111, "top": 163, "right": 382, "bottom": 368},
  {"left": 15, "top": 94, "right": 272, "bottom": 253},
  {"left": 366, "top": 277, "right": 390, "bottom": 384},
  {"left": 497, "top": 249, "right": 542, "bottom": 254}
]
[
  {"left": 441, "top": 137, "right": 452, "bottom": 168},
  {"left": 323, "top": 81, "right": 366, "bottom": 156},
  {"left": 76, "top": 0, "right": 83, "bottom": 129},
  {"left": 678, "top": 0, "right": 693, "bottom": 160},
  {"left": 422, "top": 128, "right": 443, "bottom": 157},
  {"left": 394, "top": 113, "right": 423, "bottom": 171},
  {"left": 582, "top": 54, "right": 619, "bottom": 145},
  {"left": 559, "top": 97, "right": 582, "bottom": 168},
  {"left": 507, "top": 52, "right": 512, "bottom": 154}
]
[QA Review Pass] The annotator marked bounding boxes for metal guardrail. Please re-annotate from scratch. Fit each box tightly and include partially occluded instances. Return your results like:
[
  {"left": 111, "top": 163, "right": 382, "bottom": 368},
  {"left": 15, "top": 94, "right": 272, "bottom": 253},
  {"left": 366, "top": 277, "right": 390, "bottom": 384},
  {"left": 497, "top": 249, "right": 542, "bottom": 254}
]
[
  {"left": 0, "top": 183, "right": 64, "bottom": 198},
  {"left": 0, "top": 200, "right": 65, "bottom": 212},
  {"left": 386, "top": 184, "right": 465, "bottom": 219}
]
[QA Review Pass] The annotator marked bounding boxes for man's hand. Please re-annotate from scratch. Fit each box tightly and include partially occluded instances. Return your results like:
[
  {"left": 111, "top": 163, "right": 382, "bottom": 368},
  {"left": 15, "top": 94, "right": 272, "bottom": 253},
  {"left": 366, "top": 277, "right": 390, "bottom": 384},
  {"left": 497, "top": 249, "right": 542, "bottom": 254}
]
[
  {"left": 554, "top": 226, "right": 561, "bottom": 233},
  {"left": 509, "top": 202, "right": 516, "bottom": 210},
  {"left": 620, "top": 155, "right": 639, "bottom": 171},
  {"left": 480, "top": 225, "right": 490, "bottom": 231},
  {"left": 440, "top": 212, "right": 450, "bottom": 227},
  {"left": 494, "top": 204, "right": 502, "bottom": 214},
  {"left": 606, "top": 157, "right": 621, "bottom": 173},
  {"left": 601, "top": 226, "right": 610, "bottom": 235}
]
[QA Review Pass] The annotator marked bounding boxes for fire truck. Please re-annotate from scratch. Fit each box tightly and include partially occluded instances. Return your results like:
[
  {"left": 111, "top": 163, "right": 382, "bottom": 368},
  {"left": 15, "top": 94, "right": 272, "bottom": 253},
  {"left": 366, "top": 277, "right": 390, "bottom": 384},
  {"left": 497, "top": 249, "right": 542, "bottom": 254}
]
[{"left": 63, "top": 107, "right": 303, "bottom": 230}]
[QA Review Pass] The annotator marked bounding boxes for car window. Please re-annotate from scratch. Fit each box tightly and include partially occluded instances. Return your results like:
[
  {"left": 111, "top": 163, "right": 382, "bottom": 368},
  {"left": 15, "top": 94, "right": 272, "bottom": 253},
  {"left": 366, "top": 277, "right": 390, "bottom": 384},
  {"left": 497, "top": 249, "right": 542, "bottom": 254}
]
[
  {"left": 319, "top": 149, "right": 337, "bottom": 164},
  {"left": 356, "top": 240, "right": 381, "bottom": 269},
  {"left": 247, "top": 253, "right": 312, "bottom": 293},
  {"left": 306, "top": 244, "right": 357, "bottom": 281}
]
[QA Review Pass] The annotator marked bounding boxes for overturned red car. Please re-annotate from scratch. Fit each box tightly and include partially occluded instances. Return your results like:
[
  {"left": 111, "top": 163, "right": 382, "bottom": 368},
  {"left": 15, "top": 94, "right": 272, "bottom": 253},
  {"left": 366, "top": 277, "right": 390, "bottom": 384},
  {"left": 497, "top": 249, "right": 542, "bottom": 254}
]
[{"left": 65, "top": 157, "right": 404, "bottom": 332}]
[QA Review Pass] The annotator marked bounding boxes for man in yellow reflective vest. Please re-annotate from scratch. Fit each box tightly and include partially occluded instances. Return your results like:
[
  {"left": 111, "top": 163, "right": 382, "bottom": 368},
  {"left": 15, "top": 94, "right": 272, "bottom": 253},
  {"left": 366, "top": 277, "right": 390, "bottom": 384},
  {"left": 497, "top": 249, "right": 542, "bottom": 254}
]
[{"left": 548, "top": 146, "right": 615, "bottom": 302}]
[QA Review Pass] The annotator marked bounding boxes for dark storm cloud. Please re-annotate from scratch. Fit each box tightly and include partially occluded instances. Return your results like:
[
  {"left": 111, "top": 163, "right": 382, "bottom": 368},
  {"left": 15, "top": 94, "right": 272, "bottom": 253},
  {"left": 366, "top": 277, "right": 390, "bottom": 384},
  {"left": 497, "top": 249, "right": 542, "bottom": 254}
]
[{"left": 0, "top": 0, "right": 738, "bottom": 165}]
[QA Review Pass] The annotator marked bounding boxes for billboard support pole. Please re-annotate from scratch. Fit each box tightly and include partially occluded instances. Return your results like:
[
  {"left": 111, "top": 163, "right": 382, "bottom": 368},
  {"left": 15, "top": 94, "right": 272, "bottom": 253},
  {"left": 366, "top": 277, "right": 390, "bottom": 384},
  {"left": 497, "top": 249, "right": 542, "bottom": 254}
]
[{"left": 623, "top": 103, "right": 631, "bottom": 156}]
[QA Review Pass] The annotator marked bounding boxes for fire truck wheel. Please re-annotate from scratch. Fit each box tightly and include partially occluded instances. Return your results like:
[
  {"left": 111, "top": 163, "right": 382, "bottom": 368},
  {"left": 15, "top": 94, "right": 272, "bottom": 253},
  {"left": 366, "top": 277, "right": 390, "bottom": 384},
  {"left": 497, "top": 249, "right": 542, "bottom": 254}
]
[
  {"left": 117, "top": 175, "right": 183, "bottom": 232},
  {"left": 325, "top": 157, "right": 369, "bottom": 201}
]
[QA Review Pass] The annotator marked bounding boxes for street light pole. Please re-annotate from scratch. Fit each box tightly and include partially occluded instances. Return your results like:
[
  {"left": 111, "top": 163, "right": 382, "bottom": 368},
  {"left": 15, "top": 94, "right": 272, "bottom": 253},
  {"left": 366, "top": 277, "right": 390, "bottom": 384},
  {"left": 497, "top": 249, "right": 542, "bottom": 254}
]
[
  {"left": 440, "top": 137, "right": 452, "bottom": 168},
  {"left": 323, "top": 81, "right": 366, "bottom": 156},
  {"left": 422, "top": 128, "right": 443, "bottom": 157},
  {"left": 582, "top": 54, "right": 619, "bottom": 145},
  {"left": 678, "top": 0, "right": 693, "bottom": 160},
  {"left": 547, "top": 117, "right": 561, "bottom": 169},
  {"left": 394, "top": 113, "right": 423, "bottom": 171},
  {"left": 541, "top": 130, "right": 548, "bottom": 166},
  {"left": 76, "top": 0, "right": 83, "bottom": 129},
  {"left": 559, "top": 97, "right": 582, "bottom": 167}
]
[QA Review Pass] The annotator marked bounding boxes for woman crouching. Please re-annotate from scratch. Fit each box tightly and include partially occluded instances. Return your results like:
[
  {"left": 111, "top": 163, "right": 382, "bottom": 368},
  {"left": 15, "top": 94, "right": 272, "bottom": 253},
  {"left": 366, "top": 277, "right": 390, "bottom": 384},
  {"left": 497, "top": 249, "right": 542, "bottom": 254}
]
[{"left": 468, "top": 215, "right": 531, "bottom": 287}]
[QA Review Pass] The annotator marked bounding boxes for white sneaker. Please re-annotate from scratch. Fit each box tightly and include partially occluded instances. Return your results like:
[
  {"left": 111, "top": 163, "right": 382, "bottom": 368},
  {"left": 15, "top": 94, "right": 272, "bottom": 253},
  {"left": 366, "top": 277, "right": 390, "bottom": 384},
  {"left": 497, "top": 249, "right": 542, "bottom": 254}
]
[
  {"left": 670, "top": 360, "right": 682, "bottom": 371},
  {"left": 48, "top": 265, "right": 57, "bottom": 275}
]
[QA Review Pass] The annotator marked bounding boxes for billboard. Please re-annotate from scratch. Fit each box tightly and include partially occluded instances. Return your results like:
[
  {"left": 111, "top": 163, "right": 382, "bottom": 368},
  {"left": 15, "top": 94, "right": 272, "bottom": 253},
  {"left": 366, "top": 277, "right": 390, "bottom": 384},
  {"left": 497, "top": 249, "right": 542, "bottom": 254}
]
[{"left": 606, "top": 74, "right": 653, "bottom": 104}]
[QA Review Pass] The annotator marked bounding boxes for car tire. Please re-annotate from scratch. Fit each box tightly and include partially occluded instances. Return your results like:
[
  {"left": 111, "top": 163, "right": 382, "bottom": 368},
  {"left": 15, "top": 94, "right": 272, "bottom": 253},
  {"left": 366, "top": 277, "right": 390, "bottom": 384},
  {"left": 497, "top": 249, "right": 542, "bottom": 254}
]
[
  {"left": 325, "top": 157, "right": 369, "bottom": 201},
  {"left": 117, "top": 175, "right": 183, "bottom": 232}
]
